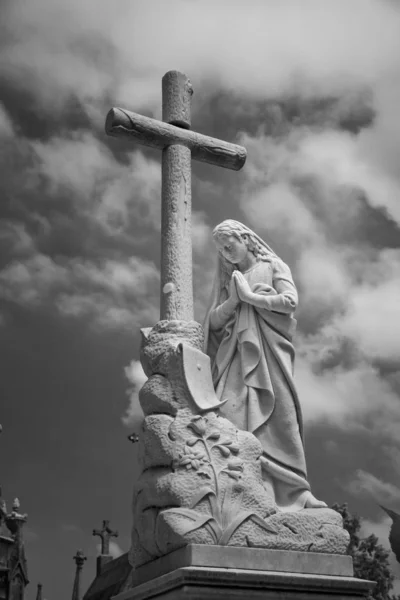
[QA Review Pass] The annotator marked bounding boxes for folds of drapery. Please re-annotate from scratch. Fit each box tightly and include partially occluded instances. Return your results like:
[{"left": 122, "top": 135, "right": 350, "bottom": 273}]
[{"left": 207, "top": 281, "right": 311, "bottom": 510}]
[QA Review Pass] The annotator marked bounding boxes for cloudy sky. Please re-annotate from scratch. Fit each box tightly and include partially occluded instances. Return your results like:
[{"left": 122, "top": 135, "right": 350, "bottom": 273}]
[{"left": 1, "top": 0, "right": 400, "bottom": 597}]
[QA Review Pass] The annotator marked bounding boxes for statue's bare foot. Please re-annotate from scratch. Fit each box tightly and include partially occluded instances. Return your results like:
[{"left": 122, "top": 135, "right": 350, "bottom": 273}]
[{"left": 305, "top": 493, "right": 328, "bottom": 509}]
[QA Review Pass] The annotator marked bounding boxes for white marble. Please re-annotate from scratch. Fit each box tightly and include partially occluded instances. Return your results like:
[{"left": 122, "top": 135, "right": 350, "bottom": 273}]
[{"left": 204, "top": 220, "right": 326, "bottom": 511}]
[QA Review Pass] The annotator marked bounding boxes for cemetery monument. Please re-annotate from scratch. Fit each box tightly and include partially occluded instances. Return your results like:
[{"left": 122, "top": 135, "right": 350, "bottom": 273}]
[{"left": 98, "top": 71, "right": 374, "bottom": 600}]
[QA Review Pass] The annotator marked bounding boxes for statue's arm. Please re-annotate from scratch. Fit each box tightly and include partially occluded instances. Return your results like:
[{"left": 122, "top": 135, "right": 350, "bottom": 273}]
[
  {"left": 209, "top": 280, "right": 239, "bottom": 329},
  {"left": 272, "top": 260, "right": 298, "bottom": 310},
  {"left": 234, "top": 260, "right": 298, "bottom": 314},
  {"left": 209, "top": 299, "right": 238, "bottom": 329},
  {"left": 245, "top": 287, "right": 297, "bottom": 313}
]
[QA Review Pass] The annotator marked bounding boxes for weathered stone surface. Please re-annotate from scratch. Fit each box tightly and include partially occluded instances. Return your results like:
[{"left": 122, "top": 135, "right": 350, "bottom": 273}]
[
  {"left": 139, "top": 320, "right": 223, "bottom": 416},
  {"left": 128, "top": 544, "right": 354, "bottom": 589},
  {"left": 105, "top": 107, "right": 247, "bottom": 172},
  {"left": 140, "top": 320, "right": 203, "bottom": 378},
  {"left": 129, "top": 318, "right": 350, "bottom": 571},
  {"left": 139, "top": 375, "right": 178, "bottom": 416},
  {"left": 106, "top": 71, "right": 247, "bottom": 322},
  {"left": 162, "top": 70, "right": 193, "bottom": 129},
  {"left": 118, "top": 566, "right": 373, "bottom": 600},
  {"left": 108, "top": 67, "right": 354, "bottom": 582},
  {"left": 229, "top": 507, "right": 349, "bottom": 554},
  {"left": 130, "top": 405, "right": 349, "bottom": 569},
  {"left": 131, "top": 409, "right": 275, "bottom": 568}
]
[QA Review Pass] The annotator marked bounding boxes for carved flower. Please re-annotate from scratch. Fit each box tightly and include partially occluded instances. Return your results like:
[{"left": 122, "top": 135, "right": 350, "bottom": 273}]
[
  {"left": 187, "top": 416, "right": 207, "bottom": 437},
  {"left": 220, "top": 458, "right": 244, "bottom": 481},
  {"left": 173, "top": 446, "right": 207, "bottom": 471}
]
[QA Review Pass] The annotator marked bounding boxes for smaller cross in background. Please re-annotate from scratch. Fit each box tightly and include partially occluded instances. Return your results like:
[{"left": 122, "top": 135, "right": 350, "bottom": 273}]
[{"left": 93, "top": 520, "right": 118, "bottom": 555}]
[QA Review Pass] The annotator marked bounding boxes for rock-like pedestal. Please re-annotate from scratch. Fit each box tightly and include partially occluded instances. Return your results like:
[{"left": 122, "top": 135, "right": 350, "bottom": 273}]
[
  {"left": 131, "top": 321, "right": 351, "bottom": 567},
  {"left": 116, "top": 545, "right": 373, "bottom": 600},
  {"left": 120, "top": 320, "right": 373, "bottom": 600}
]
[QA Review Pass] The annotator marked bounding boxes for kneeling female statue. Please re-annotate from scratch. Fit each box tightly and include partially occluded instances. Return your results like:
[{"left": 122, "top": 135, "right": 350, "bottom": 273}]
[{"left": 204, "top": 219, "right": 326, "bottom": 511}]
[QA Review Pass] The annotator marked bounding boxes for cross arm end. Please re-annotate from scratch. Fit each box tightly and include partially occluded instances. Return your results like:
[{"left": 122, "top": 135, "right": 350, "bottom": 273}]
[{"left": 105, "top": 108, "right": 131, "bottom": 136}]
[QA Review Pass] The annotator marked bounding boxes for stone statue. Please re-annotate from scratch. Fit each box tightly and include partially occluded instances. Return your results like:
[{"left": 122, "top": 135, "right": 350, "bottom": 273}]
[
  {"left": 127, "top": 219, "right": 348, "bottom": 572},
  {"left": 204, "top": 220, "right": 326, "bottom": 511},
  {"left": 106, "top": 72, "right": 350, "bottom": 573}
]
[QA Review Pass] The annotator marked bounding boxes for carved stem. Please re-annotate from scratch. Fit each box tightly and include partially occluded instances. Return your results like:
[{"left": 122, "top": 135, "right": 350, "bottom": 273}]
[{"left": 202, "top": 438, "right": 220, "bottom": 501}]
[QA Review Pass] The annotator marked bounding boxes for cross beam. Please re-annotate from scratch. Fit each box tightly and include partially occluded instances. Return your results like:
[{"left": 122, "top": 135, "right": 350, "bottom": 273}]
[
  {"left": 105, "top": 70, "right": 247, "bottom": 321},
  {"left": 105, "top": 109, "right": 246, "bottom": 171}
]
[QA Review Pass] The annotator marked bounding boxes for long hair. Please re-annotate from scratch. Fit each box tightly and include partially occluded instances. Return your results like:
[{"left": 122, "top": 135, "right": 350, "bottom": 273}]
[{"left": 203, "top": 220, "right": 279, "bottom": 352}]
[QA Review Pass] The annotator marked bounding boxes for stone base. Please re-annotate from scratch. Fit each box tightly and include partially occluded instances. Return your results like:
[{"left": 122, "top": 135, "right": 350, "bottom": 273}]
[{"left": 117, "top": 545, "right": 374, "bottom": 600}]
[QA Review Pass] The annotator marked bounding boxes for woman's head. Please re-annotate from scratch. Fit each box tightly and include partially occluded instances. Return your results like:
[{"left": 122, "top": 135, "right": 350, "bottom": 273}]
[
  {"left": 214, "top": 231, "right": 249, "bottom": 265},
  {"left": 213, "top": 220, "right": 275, "bottom": 264}
]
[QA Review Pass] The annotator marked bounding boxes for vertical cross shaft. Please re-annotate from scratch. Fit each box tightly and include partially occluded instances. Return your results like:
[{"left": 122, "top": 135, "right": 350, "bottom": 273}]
[
  {"left": 161, "top": 71, "right": 193, "bottom": 321},
  {"left": 105, "top": 71, "right": 247, "bottom": 322}
]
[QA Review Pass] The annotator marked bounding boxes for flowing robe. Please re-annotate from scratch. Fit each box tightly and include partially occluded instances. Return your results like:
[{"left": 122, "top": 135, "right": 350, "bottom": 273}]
[{"left": 206, "top": 259, "right": 311, "bottom": 511}]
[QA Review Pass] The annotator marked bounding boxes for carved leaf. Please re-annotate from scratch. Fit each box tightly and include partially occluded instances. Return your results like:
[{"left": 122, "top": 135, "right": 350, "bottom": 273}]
[
  {"left": 190, "top": 486, "right": 216, "bottom": 509},
  {"left": 221, "top": 469, "right": 241, "bottom": 481},
  {"left": 219, "top": 439, "right": 233, "bottom": 446},
  {"left": 205, "top": 519, "right": 221, "bottom": 543},
  {"left": 186, "top": 437, "right": 199, "bottom": 446},
  {"left": 218, "top": 509, "right": 278, "bottom": 546},
  {"left": 207, "top": 430, "right": 221, "bottom": 440},
  {"left": 161, "top": 507, "right": 217, "bottom": 536},
  {"left": 218, "top": 510, "right": 254, "bottom": 545},
  {"left": 250, "top": 514, "right": 279, "bottom": 535},
  {"left": 221, "top": 485, "right": 235, "bottom": 530},
  {"left": 197, "top": 470, "right": 212, "bottom": 479},
  {"left": 190, "top": 487, "right": 221, "bottom": 525},
  {"left": 216, "top": 445, "right": 230, "bottom": 458}
]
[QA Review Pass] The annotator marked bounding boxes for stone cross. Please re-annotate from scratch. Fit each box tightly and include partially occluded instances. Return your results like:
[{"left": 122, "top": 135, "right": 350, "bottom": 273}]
[
  {"left": 105, "top": 70, "right": 247, "bottom": 321},
  {"left": 92, "top": 519, "right": 118, "bottom": 555}
]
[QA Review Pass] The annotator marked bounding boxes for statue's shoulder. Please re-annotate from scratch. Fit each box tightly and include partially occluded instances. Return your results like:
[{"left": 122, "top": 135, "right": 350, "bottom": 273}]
[
  {"left": 252, "top": 259, "right": 274, "bottom": 277},
  {"left": 271, "top": 257, "right": 294, "bottom": 281}
]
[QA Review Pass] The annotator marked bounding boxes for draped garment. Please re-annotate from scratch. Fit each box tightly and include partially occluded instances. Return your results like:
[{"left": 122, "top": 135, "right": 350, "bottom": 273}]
[{"left": 206, "top": 260, "right": 311, "bottom": 511}]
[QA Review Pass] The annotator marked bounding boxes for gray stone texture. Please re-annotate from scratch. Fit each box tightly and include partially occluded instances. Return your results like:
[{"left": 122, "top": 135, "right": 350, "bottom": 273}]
[
  {"left": 105, "top": 70, "right": 246, "bottom": 321},
  {"left": 129, "top": 320, "right": 350, "bottom": 570},
  {"left": 128, "top": 544, "right": 354, "bottom": 588},
  {"left": 116, "top": 566, "right": 374, "bottom": 600},
  {"left": 161, "top": 143, "right": 192, "bottom": 321},
  {"left": 162, "top": 70, "right": 193, "bottom": 129},
  {"left": 105, "top": 109, "right": 247, "bottom": 172}
]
